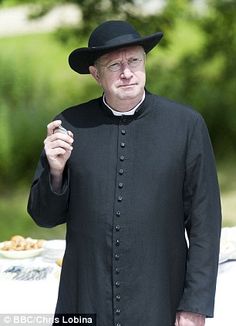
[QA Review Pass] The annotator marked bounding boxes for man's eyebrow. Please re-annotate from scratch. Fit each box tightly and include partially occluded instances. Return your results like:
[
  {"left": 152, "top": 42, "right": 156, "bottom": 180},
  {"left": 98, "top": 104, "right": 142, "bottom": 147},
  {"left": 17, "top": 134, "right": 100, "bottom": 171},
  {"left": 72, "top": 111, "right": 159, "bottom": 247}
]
[
  {"left": 102, "top": 54, "right": 142, "bottom": 64},
  {"left": 96, "top": 50, "right": 144, "bottom": 66},
  {"left": 97, "top": 57, "right": 120, "bottom": 66}
]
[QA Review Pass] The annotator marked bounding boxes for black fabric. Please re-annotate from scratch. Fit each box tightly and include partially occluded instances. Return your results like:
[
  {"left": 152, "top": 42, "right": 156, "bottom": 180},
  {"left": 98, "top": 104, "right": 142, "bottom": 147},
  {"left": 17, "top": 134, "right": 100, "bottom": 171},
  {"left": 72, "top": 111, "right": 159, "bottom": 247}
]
[{"left": 28, "top": 91, "right": 221, "bottom": 326}]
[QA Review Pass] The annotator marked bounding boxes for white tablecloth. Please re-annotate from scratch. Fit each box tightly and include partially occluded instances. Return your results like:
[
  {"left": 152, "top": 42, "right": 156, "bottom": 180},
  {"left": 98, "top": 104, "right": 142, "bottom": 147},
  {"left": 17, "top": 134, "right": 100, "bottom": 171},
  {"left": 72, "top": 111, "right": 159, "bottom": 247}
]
[
  {"left": 206, "top": 261, "right": 236, "bottom": 326},
  {"left": 0, "top": 228, "right": 236, "bottom": 325},
  {"left": 0, "top": 252, "right": 61, "bottom": 314}
]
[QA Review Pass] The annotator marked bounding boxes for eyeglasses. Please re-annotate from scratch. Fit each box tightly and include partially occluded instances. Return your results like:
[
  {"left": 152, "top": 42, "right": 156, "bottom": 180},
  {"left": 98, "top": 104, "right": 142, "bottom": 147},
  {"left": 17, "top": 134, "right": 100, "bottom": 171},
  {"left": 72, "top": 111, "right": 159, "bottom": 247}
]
[{"left": 100, "top": 57, "right": 144, "bottom": 72}]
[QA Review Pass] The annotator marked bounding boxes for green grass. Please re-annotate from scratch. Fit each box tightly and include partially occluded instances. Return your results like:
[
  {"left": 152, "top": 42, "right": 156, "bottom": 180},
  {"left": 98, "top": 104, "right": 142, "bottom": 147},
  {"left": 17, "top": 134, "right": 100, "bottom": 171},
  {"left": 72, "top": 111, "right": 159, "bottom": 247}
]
[{"left": 0, "top": 186, "right": 66, "bottom": 241}]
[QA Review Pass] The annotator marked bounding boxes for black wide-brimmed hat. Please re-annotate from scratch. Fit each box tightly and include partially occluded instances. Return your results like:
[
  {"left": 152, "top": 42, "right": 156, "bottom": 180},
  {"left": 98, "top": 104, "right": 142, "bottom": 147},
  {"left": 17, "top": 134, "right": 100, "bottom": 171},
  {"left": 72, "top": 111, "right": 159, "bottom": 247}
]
[{"left": 68, "top": 20, "right": 163, "bottom": 74}]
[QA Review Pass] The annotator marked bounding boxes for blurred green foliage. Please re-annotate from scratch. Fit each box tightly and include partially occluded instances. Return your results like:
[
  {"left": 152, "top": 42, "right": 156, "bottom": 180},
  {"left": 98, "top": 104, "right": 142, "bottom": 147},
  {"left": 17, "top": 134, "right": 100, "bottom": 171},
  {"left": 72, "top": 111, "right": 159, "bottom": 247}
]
[
  {"left": 0, "top": 186, "right": 66, "bottom": 240},
  {"left": 0, "top": 0, "right": 236, "bottom": 239},
  {"left": 0, "top": 34, "right": 99, "bottom": 189}
]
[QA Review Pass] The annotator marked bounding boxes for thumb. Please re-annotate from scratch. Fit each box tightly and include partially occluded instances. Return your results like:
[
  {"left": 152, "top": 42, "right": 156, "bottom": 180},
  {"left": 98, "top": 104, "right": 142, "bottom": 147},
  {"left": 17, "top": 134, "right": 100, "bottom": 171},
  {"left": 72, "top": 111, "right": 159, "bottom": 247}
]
[
  {"left": 175, "top": 313, "right": 180, "bottom": 326},
  {"left": 47, "top": 120, "right": 62, "bottom": 136}
]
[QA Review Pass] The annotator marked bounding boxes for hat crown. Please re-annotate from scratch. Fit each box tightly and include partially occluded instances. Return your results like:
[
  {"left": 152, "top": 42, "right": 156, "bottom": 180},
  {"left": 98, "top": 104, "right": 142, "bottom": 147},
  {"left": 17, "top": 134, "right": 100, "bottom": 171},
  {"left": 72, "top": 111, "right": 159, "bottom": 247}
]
[{"left": 88, "top": 20, "right": 141, "bottom": 48}]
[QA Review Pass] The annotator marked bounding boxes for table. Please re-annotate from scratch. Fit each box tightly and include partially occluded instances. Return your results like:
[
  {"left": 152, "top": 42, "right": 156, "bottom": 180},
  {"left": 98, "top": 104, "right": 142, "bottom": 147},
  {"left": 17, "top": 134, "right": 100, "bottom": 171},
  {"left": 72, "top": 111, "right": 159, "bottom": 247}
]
[
  {"left": 206, "top": 226, "right": 236, "bottom": 326},
  {"left": 0, "top": 229, "right": 236, "bottom": 325},
  {"left": 206, "top": 260, "right": 236, "bottom": 326},
  {"left": 0, "top": 243, "right": 62, "bottom": 315}
]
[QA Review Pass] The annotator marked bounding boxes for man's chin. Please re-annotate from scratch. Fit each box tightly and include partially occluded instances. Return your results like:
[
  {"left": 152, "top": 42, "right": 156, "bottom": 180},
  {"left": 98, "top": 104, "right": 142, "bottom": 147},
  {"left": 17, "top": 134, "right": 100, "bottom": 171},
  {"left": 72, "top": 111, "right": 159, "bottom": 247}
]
[{"left": 118, "top": 87, "right": 142, "bottom": 99}]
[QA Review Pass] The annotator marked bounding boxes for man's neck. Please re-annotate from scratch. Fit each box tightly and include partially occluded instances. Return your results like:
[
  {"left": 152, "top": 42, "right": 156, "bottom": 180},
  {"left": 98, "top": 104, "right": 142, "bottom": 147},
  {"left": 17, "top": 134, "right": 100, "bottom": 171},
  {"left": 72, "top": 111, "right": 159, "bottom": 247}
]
[{"left": 104, "top": 92, "right": 145, "bottom": 113}]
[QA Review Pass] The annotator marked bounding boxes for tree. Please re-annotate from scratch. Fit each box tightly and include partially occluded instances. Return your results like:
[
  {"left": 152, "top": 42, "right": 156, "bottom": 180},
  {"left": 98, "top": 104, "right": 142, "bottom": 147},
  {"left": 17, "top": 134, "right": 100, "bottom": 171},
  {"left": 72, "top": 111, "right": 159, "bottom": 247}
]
[{"left": 0, "top": 0, "right": 136, "bottom": 39}]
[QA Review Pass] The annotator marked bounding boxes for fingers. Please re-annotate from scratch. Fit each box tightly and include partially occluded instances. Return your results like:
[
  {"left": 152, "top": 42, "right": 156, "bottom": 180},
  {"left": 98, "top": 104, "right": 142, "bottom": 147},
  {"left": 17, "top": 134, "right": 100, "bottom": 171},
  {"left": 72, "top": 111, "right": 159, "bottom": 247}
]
[
  {"left": 44, "top": 121, "right": 74, "bottom": 159},
  {"left": 44, "top": 134, "right": 74, "bottom": 155},
  {"left": 48, "top": 138, "right": 73, "bottom": 151},
  {"left": 67, "top": 130, "right": 74, "bottom": 138},
  {"left": 49, "top": 132, "right": 73, "bottom": 144},
  {"left": 46, "top": 121, "right": 74, "bottom": 144},
  {"left": 47, "top": 120, "right": 74, "bottom": 138},
  {"left": 48, "top": 147, "right": 68, "bottom": 157}
]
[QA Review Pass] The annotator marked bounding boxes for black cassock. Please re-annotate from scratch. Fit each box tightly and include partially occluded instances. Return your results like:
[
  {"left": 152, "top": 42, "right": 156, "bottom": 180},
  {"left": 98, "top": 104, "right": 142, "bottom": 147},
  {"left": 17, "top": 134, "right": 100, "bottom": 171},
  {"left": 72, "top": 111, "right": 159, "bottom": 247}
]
[{"left": 28, "top": 91, "right": 221, "bottom": 326}]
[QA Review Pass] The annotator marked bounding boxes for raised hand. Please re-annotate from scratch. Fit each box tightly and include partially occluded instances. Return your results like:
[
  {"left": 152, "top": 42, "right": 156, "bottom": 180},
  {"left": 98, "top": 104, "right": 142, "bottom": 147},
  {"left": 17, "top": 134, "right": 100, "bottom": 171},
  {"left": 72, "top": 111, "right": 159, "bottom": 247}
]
[{"left": 44, "top": 120, "right": 74, "bottom": 191}]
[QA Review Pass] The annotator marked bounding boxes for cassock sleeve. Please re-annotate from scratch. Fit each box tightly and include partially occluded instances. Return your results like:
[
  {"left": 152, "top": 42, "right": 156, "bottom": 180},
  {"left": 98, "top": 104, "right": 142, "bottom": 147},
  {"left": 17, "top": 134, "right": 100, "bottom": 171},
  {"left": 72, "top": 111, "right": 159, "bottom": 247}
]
[
  {"left": 27, "top": 150, "right": 70, "bottom": 228},
  {"left": 177, "top": 114, "right": 222, "bottom": 317}
]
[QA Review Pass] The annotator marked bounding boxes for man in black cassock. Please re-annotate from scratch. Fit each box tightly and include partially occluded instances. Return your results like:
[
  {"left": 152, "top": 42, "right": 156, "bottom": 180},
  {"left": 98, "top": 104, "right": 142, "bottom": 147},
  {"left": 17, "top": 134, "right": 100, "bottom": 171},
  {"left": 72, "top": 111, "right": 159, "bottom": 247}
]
[{"left": 28, "top": 20, "right": 221, "bottom": 326}]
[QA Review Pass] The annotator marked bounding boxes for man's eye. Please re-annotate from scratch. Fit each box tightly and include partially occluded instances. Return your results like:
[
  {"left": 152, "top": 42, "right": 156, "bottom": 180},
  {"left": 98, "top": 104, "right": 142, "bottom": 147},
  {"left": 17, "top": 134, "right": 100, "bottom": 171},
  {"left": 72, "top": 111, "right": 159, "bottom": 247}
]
[
  {"left": 109, "top": 62, "right": 120, "bottom": 70},
  {"left": 130, "top": 58, "right": 139, "bottom": 63}
]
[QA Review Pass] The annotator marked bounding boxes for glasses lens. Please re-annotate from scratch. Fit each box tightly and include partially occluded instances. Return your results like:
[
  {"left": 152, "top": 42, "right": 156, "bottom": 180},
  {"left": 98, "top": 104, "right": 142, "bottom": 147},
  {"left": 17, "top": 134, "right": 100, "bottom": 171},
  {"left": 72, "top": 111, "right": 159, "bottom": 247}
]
[
  {"left": 128, "top": 58, "right": 142, "bottom": 68},
  {"left": 106, "top": 57, "right": 143, "bottom": 72},
  {"left": 108, "top": 62, "right": 121, "bottom": 71}
]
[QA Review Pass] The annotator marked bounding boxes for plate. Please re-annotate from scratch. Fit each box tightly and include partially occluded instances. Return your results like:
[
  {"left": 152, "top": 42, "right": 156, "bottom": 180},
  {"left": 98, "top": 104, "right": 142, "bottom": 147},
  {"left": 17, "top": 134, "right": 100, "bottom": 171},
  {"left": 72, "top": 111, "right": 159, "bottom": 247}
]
[{"left": 0, "top": 242, "right": 44, "bottom": 259}]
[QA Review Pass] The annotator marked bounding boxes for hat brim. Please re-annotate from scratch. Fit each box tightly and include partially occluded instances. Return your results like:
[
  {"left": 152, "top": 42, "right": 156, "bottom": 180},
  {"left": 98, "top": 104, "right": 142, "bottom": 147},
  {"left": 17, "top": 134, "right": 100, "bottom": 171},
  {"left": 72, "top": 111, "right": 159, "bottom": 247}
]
[{"left": 68, "top": 32, "right": 163, "bottom": 74}]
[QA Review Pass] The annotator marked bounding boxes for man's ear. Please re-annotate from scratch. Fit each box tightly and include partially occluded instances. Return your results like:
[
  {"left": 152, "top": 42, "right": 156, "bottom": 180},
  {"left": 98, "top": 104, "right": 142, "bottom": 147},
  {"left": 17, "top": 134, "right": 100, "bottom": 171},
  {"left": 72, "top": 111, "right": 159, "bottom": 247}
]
[{"left": 89, "top": 66, "right": 100, "bottom": 83}]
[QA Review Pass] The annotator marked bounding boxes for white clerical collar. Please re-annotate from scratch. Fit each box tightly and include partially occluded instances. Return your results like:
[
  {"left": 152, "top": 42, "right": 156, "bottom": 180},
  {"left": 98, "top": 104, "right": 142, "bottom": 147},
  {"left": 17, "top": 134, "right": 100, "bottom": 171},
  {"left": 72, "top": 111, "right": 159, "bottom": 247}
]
[{"left": 103, "top": 92, "right": 145, "bottom": 116}]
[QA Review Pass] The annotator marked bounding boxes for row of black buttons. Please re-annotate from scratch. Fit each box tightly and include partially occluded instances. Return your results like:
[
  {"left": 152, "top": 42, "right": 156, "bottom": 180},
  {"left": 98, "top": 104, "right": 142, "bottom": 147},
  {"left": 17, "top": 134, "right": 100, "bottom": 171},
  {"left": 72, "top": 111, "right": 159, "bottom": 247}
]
[{"left": 113, "top": 126, "right": 127, "bottom": 326}]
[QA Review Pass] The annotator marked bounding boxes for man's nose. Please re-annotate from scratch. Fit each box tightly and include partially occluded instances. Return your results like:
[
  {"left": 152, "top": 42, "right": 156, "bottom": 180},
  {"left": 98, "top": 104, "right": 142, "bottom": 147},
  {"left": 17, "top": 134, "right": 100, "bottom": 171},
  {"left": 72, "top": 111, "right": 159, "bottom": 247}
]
[{"left": 120, "top": 63, "right": 133, "bottom": 78}]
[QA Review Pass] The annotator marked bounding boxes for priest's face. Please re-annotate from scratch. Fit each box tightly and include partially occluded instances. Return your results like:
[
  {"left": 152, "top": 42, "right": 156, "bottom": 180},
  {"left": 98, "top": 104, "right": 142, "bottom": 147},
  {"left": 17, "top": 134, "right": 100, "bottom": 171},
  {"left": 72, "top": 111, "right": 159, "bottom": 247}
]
[{"left": 89, "top": 46, "right": 146, "bottom": 110}]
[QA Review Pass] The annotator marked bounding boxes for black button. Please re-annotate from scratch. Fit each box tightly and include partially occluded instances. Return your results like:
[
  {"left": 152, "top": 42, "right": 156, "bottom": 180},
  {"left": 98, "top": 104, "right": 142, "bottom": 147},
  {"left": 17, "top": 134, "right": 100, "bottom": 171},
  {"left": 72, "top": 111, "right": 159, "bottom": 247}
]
[
  {"left": 120, "top": 142, "right": 125, "bottom": 148},
  {"left": 115, "top": 268, "right": 120, "bottom": 274},
  {"left": 121, "top": 130, "right": 126, "bottom": 135},
  {"left": 119, "top": 169, "right": 124, "bottom": 175},
  {"left": 116, "top": 239, "right": 120, "bottom": 246},
  {"left": 120, "top": 155, "right": 125, "bottom": 161},
  {"left": 116, "top": 295, "right": 121, "bottom": 301},
  {"left": 116, "top": 211, "right": 121, "bottom": 217},
  {"left": 115, "top": 225, "right": 121, "bottom": 231},
  {"left": 118, "top": 183, "right": 123, "bottom": 189},
  {"left": 115, "top": 281, "right": 120, "bottom": 287},
  {"left": 115, "top": 254, "right": 120, "bottom": 260},
  {"left": 115, "top": 308, "right": 121, "bottom": 315},
  {"left": 118, "top": 195, "right": 123, "bottom": 202}
]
